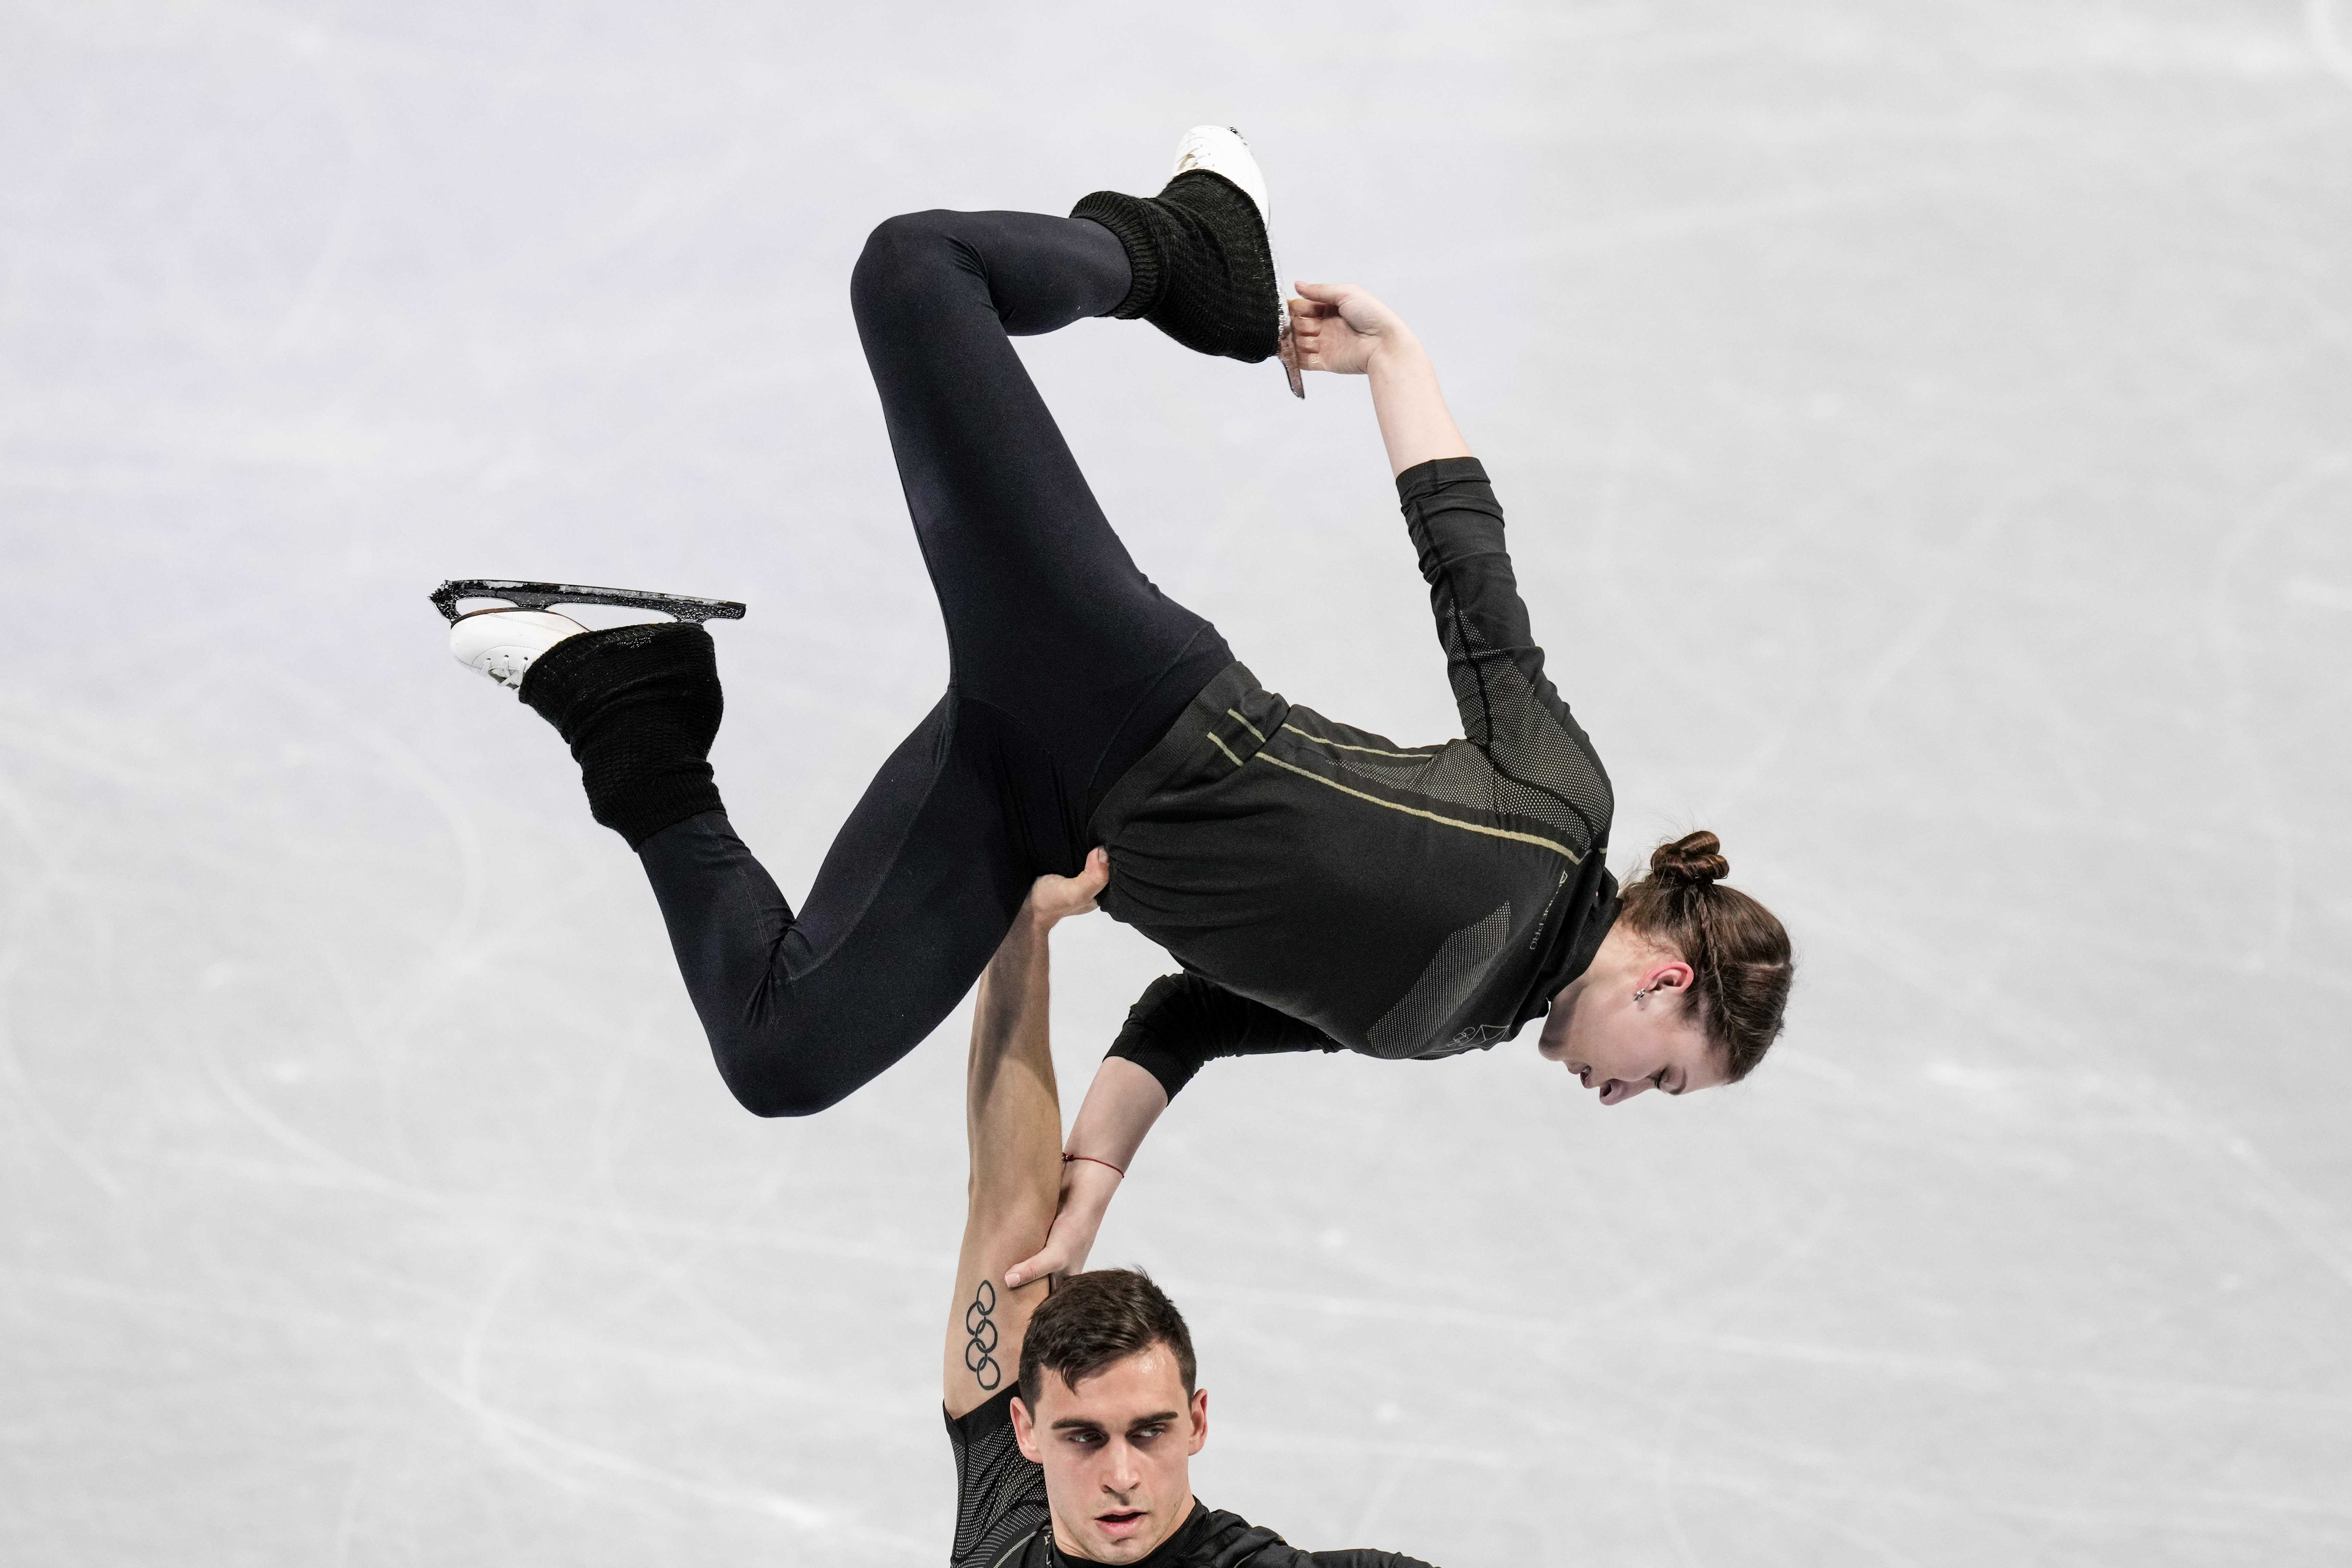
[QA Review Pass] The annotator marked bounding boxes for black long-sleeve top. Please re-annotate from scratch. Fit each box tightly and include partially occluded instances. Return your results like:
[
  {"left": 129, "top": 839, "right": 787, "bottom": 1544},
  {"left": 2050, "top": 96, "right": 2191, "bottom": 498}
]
[{"left": 1087, "top": 457, "right": 1620, "bottom": 1098}]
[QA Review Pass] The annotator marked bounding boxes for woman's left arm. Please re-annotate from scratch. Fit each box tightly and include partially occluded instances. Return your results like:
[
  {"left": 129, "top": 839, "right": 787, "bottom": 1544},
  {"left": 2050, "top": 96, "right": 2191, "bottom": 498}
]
[
  {"left": 1002, "top": 972, "right": 1339, "bottom": 1288},
  {"left": 1003, "top": 1056, "right": 1165, "bottom": 1290}
]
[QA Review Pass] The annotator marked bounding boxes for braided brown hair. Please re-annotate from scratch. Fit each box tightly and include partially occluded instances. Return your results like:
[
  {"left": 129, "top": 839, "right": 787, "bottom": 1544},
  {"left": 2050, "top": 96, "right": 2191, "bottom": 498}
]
[{"left": 1616, "top": 831, "right": 1793, "bottom": 1082}]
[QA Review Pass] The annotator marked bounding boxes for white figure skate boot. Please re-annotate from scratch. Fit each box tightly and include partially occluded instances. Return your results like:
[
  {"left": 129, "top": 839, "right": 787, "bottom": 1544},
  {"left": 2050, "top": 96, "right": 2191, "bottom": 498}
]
[
  {"left": 1171, "top": 126, "right": 1271, "bottom": 224},
  {"left": 432, "top": 579, "right": 747, "bottom": 690},
  {"left": 449, "top": 609, "right": 586, "bottom": 690},
  {"left": 1168, "top": 126, "right": 1303, "bottom": 398}
]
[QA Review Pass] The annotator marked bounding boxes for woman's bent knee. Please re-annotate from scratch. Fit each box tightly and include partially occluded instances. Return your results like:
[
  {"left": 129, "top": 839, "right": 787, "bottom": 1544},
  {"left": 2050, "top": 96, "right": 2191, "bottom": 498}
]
[
  {"left": 851, "top": 210, "right": 974, "bottom": 322},
  {"left": 706, "top": 1024, "right": 855, "bottom": 1119},
  {"left": 718, "top": 1060, "right": 840, "bottom": 1119}
]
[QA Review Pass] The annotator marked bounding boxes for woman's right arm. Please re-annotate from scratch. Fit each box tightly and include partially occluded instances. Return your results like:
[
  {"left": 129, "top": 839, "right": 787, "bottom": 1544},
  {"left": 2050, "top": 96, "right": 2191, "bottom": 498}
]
[
  {"left": 1295, "top": 280, "right": 1612, "bottom": 845},
  {"left": 1288, "top": 281, "right": 1471, "bottom": 475}
]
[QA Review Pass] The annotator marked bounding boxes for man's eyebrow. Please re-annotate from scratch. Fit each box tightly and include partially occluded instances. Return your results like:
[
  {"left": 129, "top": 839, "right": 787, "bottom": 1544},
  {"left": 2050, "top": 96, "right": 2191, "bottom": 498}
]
[{"left": 1048, "top": 1410, "right": 1182, "bottom": 1431}]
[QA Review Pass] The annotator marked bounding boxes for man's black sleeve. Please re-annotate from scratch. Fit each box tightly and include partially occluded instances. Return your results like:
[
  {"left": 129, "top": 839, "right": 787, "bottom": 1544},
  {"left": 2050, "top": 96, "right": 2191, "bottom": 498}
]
[
  {"left": 1304, "top": 1553, "right": 1440, "bottom": 1568},
  {"left": 1104, "top": 973, "right": 1340, "bottom": 1100},
  {"left": 946, "top": 1389, "right": 1047, "bottom": 1568}
]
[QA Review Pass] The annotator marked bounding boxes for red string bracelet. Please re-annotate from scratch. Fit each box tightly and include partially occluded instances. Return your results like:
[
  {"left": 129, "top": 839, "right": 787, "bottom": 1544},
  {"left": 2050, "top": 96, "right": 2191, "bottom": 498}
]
[{"left": 1062, "top": 1152, "right": 1126, "bottom": 1177}]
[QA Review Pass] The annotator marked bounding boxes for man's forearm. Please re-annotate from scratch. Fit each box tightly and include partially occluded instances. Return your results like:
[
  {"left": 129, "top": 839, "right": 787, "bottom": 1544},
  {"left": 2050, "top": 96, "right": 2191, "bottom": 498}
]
[
  {"left": 965, "top": 906, "right": 1061, "bottom": 1212},
  {"left": 945, "top": 904, "right": 1063, "bottom": 1413}
]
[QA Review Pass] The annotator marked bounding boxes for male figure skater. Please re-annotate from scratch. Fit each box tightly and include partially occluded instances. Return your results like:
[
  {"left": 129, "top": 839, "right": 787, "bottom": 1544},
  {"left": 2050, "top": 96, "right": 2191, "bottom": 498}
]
[{"left": 943, "top": 848, "right": 1438, "bottom": 1568}]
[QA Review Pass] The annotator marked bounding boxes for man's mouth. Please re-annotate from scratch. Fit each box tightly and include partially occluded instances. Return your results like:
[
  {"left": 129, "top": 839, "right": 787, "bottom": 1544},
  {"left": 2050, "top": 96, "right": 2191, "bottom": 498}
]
[{"left": 1096, "top": 1509, "right": 1147, "bottom": 1538}]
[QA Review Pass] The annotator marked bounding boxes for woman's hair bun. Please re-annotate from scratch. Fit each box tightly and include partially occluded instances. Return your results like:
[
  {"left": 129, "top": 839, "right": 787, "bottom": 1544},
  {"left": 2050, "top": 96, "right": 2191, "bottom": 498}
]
[{"left": 1649, "top": 830, "right": 1730, "bottom": 888}]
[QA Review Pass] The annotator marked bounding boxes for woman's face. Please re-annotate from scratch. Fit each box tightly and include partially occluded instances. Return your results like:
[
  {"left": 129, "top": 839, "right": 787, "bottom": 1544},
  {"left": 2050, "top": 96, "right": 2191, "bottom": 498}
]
[{"left": 1537, "top": 956, "right": 1728, "bottom": 1106}]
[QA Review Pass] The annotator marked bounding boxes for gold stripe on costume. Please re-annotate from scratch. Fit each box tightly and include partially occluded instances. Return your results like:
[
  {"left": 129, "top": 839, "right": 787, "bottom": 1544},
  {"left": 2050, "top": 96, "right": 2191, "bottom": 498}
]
[
  {"left": 1206, "top": 730, "right": 1246, "bottom": 768},
  {"left": 1249, "top": 749, "right": 1581, "bottom": 861},
  {"left": 1225, "top": 708, "right": 1267, "bottom": 743},
  {"left": 1280, "top": 724, "right": 1441, "bottom": 760}
]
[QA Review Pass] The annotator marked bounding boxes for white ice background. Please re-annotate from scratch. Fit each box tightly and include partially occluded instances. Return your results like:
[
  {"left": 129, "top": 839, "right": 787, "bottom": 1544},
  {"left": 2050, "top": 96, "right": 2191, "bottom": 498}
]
[{"left": 2, "top": 2, "right": 2349, "bottom": 1564}]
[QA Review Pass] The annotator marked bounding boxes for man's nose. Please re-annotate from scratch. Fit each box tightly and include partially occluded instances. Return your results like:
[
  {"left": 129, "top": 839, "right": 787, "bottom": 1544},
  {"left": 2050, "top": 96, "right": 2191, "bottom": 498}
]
[{"left": 1102, "top": 1439, "right": 1143, "bottom": 1491}]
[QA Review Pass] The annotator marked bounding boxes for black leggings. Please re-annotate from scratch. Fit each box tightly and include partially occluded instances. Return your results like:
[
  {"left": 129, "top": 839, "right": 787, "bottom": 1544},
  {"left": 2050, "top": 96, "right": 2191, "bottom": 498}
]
[{"left": 638, "top": 210, "right": 1231, "bottom": 1117}]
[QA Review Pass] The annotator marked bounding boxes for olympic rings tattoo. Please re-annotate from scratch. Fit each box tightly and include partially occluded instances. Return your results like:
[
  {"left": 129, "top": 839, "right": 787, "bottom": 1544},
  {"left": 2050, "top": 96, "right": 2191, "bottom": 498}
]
[{"left": 964, "top": 1279, "right": 1003, "bottom": 1390}]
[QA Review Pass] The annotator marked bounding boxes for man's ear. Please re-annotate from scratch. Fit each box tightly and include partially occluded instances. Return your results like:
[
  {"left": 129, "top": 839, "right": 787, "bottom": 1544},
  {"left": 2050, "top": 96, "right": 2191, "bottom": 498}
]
[
  {"left": 1186, "top": 1388, "right": 1209, "bottom": 1457},
  {"left": 1011, "top": 1394, "right": 1041, "bottom": 1463}
]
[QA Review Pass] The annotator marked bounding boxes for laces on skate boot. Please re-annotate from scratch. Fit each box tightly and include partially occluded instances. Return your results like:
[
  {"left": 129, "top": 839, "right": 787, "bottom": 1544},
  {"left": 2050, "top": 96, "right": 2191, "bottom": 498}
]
[{"left": 430, "top": 580, "right": 748, "bottom": 625}]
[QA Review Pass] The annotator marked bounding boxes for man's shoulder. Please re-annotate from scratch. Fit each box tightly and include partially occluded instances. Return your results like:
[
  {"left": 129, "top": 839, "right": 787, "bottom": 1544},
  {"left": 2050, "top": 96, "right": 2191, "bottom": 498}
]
[
  {"left": 946, "top": 1389, "right": 1048, "bottom": 1568},
  {"left": 1193, "top": 1506, "right": 1439, "bottom": 1568},
  {"left": 1187, "top": 1507, "right": 1289, "bottom": 1567}
]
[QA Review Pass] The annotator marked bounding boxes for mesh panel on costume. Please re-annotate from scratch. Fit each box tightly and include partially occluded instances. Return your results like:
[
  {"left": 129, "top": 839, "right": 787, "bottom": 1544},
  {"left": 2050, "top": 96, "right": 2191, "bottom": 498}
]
[
  {"left": 1294, "top": 623, "right": 1610, "bottom": 859},
  {"left": 1441, "top": 623, "right": 1614, "bottom": 843},
  {"left": 1322, "top": 743, "right": 1600, "bottom": 856},
  {"left": 948, "top": 1393, "right": 1048, "bottom": 1568},
  {"left": 1365, "top": 903, "right": 1514, "bottom": 1059}
]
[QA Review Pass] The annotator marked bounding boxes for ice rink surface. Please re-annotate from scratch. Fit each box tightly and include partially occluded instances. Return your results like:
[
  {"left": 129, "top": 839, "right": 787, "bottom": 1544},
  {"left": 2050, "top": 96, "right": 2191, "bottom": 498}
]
[{"left": 3, "top": 1, "right": 2349, "bottom": 1563}]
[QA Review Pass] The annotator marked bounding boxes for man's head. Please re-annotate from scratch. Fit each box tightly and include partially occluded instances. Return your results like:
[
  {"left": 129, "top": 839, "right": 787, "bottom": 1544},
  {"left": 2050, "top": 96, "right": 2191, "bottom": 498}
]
[{"left": 1009, "top": 1269, "right": 1207, "bottom": 1564}]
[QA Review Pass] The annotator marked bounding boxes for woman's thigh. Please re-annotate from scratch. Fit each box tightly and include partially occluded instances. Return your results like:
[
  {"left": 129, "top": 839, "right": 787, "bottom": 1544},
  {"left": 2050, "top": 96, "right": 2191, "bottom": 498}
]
[{"left": 850, "top": 209, "right": 1228, "bottom": 802}]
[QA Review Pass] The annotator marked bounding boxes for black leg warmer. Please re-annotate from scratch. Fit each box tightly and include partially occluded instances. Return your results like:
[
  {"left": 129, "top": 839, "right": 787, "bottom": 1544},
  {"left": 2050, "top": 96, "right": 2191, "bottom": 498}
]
[
  {"left": 1071, "top": 170, "right": 1280, "bottom": 363},
  {"left": 517, "top": 622, "right": 726, "bottom": 849}
]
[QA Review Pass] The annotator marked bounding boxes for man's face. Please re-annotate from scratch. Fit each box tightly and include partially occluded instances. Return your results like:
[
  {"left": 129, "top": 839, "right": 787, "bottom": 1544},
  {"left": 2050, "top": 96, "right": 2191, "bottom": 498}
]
[{"left": 1010, "top": 1344, "right": 1207, "bottom": 1564}]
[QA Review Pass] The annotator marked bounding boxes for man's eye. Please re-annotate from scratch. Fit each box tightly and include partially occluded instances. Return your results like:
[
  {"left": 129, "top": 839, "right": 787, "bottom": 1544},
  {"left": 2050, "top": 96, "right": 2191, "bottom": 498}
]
[
  {"left": 1133, "top": 1425, "right": 1165, "bottom": 1441},
  {"left": 1067, "top": 1431, "right": 1102, "bottom": 1447}
]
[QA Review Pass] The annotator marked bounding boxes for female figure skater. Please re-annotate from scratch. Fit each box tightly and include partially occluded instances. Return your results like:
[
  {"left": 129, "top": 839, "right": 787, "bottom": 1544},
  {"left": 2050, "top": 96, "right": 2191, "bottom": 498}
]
[{"left": 437, "top": 129, "right": 1794, "bottom": 1276}]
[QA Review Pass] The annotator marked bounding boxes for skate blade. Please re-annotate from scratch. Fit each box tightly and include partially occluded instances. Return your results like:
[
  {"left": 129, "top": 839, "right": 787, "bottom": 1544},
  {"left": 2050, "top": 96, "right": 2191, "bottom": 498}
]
[
  {"left": 430, "top": 579, "right": 747, "bottom": 624},
  {"left": 1278, "top": 313, "right": 1305, "bottom": 399}
]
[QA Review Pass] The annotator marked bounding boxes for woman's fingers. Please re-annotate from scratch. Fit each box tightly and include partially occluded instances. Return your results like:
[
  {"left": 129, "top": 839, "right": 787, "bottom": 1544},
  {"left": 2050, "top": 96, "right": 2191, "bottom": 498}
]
[{"left": 1003, "top": 1243, "right": 1060, "bottom": 1291}]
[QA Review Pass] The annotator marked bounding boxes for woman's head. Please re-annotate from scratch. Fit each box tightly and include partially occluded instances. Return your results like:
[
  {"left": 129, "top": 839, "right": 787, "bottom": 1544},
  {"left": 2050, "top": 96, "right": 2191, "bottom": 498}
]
[{"left": 1537, "top": 831, "right": 1794, "bottom": 1104}]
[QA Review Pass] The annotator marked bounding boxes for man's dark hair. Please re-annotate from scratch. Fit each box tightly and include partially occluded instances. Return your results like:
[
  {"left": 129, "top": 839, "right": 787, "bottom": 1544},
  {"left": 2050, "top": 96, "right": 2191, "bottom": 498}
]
[{"left": 1018, "top": 1268, "right": 1197, "bottom": 1407}]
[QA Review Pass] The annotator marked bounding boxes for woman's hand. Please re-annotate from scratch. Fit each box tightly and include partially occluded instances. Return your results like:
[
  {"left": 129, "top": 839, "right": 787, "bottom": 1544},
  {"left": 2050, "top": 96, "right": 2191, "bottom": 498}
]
[
  {"left": 1292, "top": 281, "right": 1472, "bottom": 475},
  {"left": 1022, "top": 847, "right": 1109, "bottom": 929},
  {"left": 1004, "top": 1151, "right": 1121, "bottom": 1290},
  {"left": 1287, "top": 281, "right": 1416, "bottom": 376}
]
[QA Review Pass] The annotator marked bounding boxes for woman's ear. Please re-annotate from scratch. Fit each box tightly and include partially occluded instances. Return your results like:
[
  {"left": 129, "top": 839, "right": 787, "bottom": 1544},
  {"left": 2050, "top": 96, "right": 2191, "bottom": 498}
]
[{"left": 1644, "top": 959, "right": 1696, "bottom": 998}]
